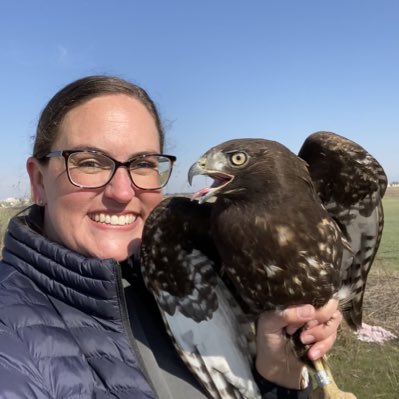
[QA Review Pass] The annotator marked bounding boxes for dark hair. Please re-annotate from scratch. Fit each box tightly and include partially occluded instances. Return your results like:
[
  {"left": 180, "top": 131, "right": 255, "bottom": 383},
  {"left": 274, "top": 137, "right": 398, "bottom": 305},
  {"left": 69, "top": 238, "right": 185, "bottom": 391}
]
[{"left": 33, "top": 75, "right": 164, "bottom": 160}]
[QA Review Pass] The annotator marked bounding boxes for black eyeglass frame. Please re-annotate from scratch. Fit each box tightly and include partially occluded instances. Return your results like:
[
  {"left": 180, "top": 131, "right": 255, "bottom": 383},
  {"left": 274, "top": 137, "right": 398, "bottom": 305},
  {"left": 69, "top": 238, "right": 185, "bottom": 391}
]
[{"left": 42, "top": 149, "right": 176, "bottom": 190}]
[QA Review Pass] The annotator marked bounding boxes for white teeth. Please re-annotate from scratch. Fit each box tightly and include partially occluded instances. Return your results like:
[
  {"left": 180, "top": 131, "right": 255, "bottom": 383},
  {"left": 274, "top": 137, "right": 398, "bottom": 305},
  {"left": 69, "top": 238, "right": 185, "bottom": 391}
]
[{"left": 91, "top": 213, "right": 136, "bottom": 226}]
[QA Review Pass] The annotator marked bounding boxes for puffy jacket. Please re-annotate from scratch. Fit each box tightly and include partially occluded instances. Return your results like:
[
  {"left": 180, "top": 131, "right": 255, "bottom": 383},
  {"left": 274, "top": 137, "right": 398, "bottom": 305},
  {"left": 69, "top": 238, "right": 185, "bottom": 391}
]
[{"left": 0, "top": 206, "right": 156, "bottom": 398}]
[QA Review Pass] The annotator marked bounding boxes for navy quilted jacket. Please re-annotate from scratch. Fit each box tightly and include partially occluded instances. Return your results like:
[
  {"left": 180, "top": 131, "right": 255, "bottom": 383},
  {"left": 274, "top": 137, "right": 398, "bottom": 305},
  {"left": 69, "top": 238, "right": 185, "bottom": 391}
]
[{"left": 0, "top": 207, "right": 157, "bottom": 399}]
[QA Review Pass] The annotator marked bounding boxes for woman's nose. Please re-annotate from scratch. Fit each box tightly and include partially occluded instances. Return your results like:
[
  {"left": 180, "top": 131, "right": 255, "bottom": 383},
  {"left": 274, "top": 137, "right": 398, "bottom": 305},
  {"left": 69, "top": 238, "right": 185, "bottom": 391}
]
[{"left": 103, "top": 167, "right": 137, "bottom": 202}]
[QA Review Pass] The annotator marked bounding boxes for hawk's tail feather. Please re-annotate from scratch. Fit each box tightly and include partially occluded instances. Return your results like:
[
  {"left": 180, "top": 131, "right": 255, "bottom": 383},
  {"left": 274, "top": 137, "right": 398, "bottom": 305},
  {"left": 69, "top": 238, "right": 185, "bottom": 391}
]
[{"left": 335, "top": 285, "right": 361, "bottom": 330}]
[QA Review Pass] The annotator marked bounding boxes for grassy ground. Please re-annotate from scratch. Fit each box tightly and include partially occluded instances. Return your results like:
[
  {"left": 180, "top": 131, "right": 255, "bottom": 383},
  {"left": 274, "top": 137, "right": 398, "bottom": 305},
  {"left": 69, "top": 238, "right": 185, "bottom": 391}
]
[
  {"left": 0, "top": 206, "right": 24, "bottom": 249},
  {"left": 1, "top": 190, "right": 398, "bottom": 398},
  {"left": 325, "top": 192, "right": 399, "bottom": 398}
]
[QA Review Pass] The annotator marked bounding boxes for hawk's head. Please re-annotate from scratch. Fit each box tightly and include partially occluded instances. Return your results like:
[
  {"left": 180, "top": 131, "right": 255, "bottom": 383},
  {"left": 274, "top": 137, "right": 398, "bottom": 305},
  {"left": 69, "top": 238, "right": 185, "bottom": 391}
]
[{"left": 188, "top": 138, "right": 310, "bottom": 203}]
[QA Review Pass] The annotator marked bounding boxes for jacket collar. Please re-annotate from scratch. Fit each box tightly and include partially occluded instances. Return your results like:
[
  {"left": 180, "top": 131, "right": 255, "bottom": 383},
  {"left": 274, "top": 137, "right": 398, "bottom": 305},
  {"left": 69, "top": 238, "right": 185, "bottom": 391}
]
[{"left": 3, "top": 205, "right": 124, "bottom": 320}]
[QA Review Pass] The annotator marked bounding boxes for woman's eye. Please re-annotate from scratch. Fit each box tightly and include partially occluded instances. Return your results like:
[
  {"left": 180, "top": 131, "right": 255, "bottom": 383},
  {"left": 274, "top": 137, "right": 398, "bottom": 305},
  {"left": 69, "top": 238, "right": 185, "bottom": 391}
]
[
  {"left": 132, "top": 160, "right": 157, "bottom": 169},
  {"left": 78, "top": 159, "right": 103, "bottom": 168},
  {"left": 230, "top": 152, "right": 248, "bottom": 166},
  {"left": 138, "top": 162, "right": 154, "bottom": 168}
]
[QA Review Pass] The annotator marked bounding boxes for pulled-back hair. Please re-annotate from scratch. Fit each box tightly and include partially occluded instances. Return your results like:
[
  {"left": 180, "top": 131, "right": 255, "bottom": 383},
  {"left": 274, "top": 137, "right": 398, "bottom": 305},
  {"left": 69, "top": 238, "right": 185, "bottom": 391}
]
[{"left": 33, "top": 75, "right": 164, "bottom": 160}]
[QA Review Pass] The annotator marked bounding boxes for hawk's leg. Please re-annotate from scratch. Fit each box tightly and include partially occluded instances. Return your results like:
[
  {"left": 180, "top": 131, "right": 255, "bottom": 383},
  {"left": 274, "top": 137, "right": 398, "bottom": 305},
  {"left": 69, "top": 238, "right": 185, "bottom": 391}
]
[{"left": 311, "top": 356, "right": 356, "bottom": 399}]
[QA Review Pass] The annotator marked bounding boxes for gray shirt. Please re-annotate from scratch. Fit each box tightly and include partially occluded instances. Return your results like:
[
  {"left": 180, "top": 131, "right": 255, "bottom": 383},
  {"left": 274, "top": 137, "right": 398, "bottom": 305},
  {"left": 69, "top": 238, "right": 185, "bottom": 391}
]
[{"left": 123, "top": 274, "right": 210, "bottom": 399}]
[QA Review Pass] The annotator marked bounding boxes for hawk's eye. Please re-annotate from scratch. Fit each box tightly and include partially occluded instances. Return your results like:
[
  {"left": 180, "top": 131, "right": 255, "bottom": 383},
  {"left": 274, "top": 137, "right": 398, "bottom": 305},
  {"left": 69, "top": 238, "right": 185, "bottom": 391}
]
[{"left": 230, "top": 151, "right": 248, "bottom": 166}]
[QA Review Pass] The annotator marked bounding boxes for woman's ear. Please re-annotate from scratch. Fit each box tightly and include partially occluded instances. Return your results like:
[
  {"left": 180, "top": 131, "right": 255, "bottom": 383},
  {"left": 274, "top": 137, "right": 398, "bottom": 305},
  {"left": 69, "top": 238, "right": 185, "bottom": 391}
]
[{"left": 27, "top": 157, "right": 47, "bottom": 206}]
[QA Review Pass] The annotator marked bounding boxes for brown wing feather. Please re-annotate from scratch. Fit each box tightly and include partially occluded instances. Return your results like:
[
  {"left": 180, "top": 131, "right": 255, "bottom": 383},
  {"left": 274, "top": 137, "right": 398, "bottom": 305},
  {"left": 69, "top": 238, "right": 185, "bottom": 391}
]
[{"left": 298, "top": 131, "right": 387, "bottom": 328}]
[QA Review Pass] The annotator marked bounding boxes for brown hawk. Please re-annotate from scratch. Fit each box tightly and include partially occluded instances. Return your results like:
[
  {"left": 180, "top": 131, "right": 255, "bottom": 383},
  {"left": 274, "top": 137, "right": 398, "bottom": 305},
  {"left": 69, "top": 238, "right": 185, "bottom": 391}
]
[{"left": 140, "top": 131, "right": 387, "bottom": 399}]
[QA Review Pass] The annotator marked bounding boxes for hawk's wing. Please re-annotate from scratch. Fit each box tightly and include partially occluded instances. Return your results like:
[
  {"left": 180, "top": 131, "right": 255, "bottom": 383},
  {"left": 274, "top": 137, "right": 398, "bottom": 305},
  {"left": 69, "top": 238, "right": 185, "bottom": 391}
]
[
  {"left": 298, "top": 131, "right": 387, "bottom": 329},
  {"left": 140, "top": 197, "right": 260, "bottom": 399}
]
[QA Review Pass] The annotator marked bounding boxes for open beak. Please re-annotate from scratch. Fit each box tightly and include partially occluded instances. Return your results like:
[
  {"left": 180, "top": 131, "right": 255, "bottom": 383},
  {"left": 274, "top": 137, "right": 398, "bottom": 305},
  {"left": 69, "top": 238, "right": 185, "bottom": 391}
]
[{"left": 188, "top": 159, "right": 233, "bottom": 203}]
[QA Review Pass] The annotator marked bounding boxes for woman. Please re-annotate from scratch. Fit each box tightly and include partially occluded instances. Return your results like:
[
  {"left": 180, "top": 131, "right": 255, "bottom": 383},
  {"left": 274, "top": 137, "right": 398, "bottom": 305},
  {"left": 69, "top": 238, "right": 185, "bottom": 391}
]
[{"left": 0, "top": 75, "right": 341, "bottom": 398}]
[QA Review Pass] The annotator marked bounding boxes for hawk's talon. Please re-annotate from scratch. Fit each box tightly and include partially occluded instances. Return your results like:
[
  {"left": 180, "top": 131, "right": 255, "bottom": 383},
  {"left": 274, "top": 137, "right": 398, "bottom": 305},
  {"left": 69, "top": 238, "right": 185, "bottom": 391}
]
[{"left": 312, "top": 357, "right": 357, "bottom": 399}]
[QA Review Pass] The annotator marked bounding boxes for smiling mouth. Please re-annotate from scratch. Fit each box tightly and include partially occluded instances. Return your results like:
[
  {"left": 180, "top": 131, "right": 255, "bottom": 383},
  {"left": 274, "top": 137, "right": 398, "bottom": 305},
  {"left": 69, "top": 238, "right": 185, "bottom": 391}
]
[
  {"left": 89, "top": 213, "right": 137, "bottom": 226},
  {"left": 191, "top": 172, "right": 233, "bottom": 203}
]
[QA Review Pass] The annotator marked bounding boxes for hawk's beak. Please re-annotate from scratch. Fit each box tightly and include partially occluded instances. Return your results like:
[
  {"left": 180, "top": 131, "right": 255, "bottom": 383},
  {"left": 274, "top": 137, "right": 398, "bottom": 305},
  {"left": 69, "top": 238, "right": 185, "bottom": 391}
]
[
  {"left": 188, "top": 158, "right": 207, "bottom": 185},
  {"left": 188, "top": 155, "right": 234, "bottom": 203}
]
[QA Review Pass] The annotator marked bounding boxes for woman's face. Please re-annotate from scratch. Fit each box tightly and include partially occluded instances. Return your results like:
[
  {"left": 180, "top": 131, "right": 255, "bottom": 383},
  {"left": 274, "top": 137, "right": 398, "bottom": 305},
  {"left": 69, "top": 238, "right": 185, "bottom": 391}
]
[{"left": 27, "top": 94, "right": 163, "bottom": 261}]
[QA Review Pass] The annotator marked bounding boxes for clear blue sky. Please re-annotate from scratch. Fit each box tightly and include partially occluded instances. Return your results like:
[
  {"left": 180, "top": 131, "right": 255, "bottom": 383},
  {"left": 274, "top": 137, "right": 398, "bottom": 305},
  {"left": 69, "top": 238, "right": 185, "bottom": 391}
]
[{"left": 1, "top": 0, "right": 398, "bottom": 199}]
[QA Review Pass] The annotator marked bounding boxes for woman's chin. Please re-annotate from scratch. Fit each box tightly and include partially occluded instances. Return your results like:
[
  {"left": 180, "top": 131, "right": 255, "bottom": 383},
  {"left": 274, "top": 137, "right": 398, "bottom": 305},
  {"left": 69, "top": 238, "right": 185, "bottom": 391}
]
[{"left": 81, "top": 240, "right": 134, "bottom": 262}]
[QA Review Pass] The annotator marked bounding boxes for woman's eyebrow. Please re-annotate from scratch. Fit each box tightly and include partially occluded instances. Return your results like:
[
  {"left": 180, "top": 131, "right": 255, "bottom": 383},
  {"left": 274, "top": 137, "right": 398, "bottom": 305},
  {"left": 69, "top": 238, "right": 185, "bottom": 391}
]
[
  {"left": 128, "top": 151, "right": 160, "bottom": 158},
  {"left": 64, "top": 145, "right": 102, "bottom": 152},
  {"left": 65, "top": 147, "right": 159, "bottom": 159}
]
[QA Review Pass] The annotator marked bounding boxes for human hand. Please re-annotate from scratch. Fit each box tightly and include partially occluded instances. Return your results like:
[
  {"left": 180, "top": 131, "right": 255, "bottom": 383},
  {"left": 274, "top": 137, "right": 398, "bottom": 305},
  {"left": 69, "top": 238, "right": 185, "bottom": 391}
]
[{"left": 255, "top": 299, "right": 342, "bottom": 390}]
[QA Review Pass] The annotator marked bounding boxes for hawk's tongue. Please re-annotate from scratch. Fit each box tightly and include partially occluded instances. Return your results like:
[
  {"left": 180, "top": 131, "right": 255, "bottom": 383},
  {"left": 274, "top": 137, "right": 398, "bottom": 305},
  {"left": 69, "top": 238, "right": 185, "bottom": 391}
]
[{"left": 191, "top": 187, "right": 210, "bottom": 201}]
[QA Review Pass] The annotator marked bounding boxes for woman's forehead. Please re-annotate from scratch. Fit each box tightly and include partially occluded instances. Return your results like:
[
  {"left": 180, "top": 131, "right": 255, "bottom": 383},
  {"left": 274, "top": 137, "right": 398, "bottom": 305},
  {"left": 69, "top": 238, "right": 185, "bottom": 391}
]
[{"left": 54, "top": 95, "right": 161, "bottom": 154}]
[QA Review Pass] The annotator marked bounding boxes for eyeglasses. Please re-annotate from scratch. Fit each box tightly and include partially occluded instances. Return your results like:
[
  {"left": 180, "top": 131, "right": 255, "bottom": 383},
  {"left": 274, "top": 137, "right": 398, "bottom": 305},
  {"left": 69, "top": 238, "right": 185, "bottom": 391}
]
[{"left": 42, "top": 150, "right": 176, "bottom": 190}]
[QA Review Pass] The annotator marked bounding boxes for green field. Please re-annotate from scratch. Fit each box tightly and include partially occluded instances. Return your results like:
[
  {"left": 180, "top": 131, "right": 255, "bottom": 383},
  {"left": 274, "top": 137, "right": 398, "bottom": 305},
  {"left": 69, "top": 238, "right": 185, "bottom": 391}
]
[
  {"left": 326, "top": 195, "right": 399, "bottom": 398},
  {"left": 0, "top": 206, "right": 24, "bottom": 249},
  {"left": 377, "top": 197, "right": 399, "bottom": 270},
  {"left": 0, "top": 195, "right": 398, "bottom": 398}
]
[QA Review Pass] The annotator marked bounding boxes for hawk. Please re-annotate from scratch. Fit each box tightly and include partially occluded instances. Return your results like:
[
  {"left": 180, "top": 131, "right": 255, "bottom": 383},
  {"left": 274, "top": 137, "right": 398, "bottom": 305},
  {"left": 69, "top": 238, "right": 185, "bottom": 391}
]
[{"left": 140, "top": 131, "right": 386, "bottom": 399}]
